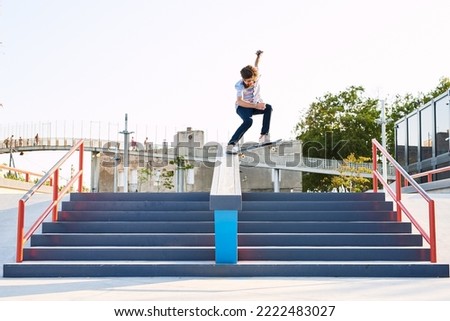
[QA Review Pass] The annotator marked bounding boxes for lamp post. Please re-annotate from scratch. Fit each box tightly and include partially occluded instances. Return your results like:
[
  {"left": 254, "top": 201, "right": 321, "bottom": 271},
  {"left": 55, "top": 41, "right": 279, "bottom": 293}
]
[
  {"left": 8, "top": 135, "right": 16, "bottom": 177},
  {"left": 378, "top": 100, "right": 387, "bottom": 182},
  {"left": 119, "top": 114, "right": 134, "bottom": 192}
]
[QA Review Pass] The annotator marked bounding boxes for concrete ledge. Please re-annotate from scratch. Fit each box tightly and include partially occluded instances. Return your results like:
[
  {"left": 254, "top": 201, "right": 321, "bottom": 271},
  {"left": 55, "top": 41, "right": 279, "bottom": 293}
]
[
  {"left": 210, "top": 194, "right": 241, "bottom": 211},
  {"left": 209, "top": 152, "right": 242, "bottom": 210},
  {"left": 209, "top": 149, "right": 242, "bottom": 264}
]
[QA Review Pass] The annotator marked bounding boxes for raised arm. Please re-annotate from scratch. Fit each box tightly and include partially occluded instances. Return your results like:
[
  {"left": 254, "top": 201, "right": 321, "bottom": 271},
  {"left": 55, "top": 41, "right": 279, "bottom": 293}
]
[{"left": 254, "top": 50, "right": 263, "bottom": 68}]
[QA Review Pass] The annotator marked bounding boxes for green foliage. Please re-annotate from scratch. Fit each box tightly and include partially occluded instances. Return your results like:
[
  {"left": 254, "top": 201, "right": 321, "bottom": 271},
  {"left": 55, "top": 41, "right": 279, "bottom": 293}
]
[
  {"left": 170, "top": 156, "right": 194, "bottom": 170},
  {"left": 301, "top": 173, "right": 332, "bottom": 193},
  {"left": 161, "top": 169, "right": 174, "bottom": 190},
  {"left": 295, "top": 86, "right": 380, "bottom": 191},
  {"left": 137, "top": 167, "right": 152, "bottom": 191},
  {"left": 296, "top": 86, "right": 380, "bottom": 159},
  {"left": 3, "top": 171, "right": 24, "bottom": 181},
  {"left": 294, "top": 78, "right": 449, "bottom": 192},
  {"left": 422, "top": 77, "right": 450, "bottom": 104},
  {"left": 330, "top": 154, "right": 372, "bottom": 192}
]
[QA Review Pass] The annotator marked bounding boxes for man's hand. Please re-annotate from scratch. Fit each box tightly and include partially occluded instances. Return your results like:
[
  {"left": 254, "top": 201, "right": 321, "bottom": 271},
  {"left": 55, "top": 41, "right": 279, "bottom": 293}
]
[
  {"left": 254, "top": 50, "right": 263, "bottom": 67},
  {"left": 256, "top": 102, "right": 266, "bottom": 110}
]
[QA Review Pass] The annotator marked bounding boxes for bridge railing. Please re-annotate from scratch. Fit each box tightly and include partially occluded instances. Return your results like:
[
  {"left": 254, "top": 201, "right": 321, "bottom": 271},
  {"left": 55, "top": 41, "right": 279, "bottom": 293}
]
[
  {"left": 2, "top": 136, "right": 395, "bottom": 178},
  {"left": 372, "top": 138, "right": 437, "bottom": 263},
  {"left": 16, "top": 140, "right": 85, "bottom": 262}
]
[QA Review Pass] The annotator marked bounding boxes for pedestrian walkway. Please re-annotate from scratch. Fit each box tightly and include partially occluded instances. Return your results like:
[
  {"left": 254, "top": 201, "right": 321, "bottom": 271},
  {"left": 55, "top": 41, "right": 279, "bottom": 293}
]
[{"left": 1, "top": 193, "right": 450, "bottom": 301}]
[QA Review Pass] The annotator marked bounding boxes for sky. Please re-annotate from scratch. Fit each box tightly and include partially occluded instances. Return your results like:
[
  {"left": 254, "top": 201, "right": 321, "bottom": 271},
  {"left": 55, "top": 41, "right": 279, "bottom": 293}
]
[{"left": 1, "top": 0, "right": 450, "bottom": 181}]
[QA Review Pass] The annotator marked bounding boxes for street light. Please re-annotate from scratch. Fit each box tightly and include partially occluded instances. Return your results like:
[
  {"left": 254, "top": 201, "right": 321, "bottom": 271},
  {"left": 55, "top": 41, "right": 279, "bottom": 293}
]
[
  {"left": 376, "top": 100, "right": 388, "bottom": 182},
  {"left": 119, "top": 114, "right": 134, "bottom": 193},
  {"left": 8, "top": 135, "right": 16, "bottom": 177}
]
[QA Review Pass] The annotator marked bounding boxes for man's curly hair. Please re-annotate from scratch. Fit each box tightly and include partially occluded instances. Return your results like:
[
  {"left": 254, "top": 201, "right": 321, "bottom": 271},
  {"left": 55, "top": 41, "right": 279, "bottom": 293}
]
[{"left": 240, "top": 65, "right": 258, "bottom": 80}]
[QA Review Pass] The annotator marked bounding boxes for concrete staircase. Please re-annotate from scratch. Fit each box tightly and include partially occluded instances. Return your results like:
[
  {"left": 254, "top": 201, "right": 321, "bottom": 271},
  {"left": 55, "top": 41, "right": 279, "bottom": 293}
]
[{"left": 3, "top": 192, "right": 449, "bottom": 277}]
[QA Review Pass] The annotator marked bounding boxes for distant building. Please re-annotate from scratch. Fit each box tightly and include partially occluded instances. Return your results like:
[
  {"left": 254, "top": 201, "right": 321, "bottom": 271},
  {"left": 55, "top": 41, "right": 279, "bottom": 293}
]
[
  {"left": 97, "top": 127, "right": 302, "bottom": 193},
  {"left": 395, "top": 90, "right": 450, "bottom": 181}
]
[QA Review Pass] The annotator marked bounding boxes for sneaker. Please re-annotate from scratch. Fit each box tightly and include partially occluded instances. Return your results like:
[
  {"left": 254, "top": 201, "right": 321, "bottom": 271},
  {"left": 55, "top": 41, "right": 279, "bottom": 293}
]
[
  {"left": 259, "top": 134, "right": 270, "bottom": 144},
  {"left": 226, "top": 144, "right": 239, "bottom": 154}
]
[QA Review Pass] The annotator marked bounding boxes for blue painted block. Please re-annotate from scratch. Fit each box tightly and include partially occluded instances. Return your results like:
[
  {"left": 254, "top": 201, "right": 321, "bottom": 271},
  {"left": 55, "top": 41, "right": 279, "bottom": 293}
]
[{"left": 214, "top": 210, "right": 238, "bottom": 264}]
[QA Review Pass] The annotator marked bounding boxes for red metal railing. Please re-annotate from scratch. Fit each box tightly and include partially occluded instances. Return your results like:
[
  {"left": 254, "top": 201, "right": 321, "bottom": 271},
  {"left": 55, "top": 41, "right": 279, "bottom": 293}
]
[
  {"left": 408, "top": 165, "right": 450, "bottom": 185},
  {"left": 372, "top": 139, "right": 437, "bottom": 263},
  {"left": 0, "top": 164, "right": 53, "bottom": 186},
  {"left": 16, "top": 140, "right": 84, "bottom": 262}
]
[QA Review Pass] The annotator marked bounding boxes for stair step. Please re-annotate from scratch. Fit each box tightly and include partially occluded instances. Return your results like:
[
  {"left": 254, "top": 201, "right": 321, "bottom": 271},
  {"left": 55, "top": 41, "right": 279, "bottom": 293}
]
[
  {"left": 238, "top": 222, "right": 411, "bottom": 233},
  {"left": 238, "top": 247, "right": 431, "bottom": 261},
  {"left": 69, "top": 192, "right": 384, "bottom": 202},
  {"left": 43, "top": 221, "right": 215, "bottom": 233},
  {"left": 240, "top": 211, "right": 396, "bottom": 221},
  {"left": 242, "top": 201, "right": 393, "bottom": 211},
  {"left": 31, "top": 233, "right": 423, "bottom": 247},
  {"left": 22, "top": 246, "right": 430, "bottom": 261},
  {"left": 242, "top": 192, "right": 386, "bottom": 202},
  {"left": 58, "top": 210, "right": 396, "bottom": 222},
  {"left": 5, "top": 262, "right": 449, "bottom": 277},
  {"left": 42, "top": 221, "right": 412, "bottom": 233},
  {"left": 69, "top": 192, "right": 210, "bottom": 202},
  {"left": 61, "top": 201, "right": 210, "bottom": 211},
  {"left": 58, "top": 210, "right": 214, "bottom": 221},
  {"left": 61, "top": 200, "right": 393, "bottom": 211},
  {"left": 32, "top": 233, "right": 216, "bottom": 246}
]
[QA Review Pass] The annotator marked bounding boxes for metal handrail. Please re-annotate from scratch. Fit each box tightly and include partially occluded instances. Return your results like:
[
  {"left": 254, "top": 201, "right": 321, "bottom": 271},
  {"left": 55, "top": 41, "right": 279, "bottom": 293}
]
[
  {"left": 410, "top": 165, "right": 450, "bottom": 184},
  {"left": 16, "top": 140, "right": 84, "bottom": 262},
  {"left": 0, "top": 164, "right": 53, "bottom": 186},
  {"left": 372, "top": 138, "right": 437, "bottom": 263}
]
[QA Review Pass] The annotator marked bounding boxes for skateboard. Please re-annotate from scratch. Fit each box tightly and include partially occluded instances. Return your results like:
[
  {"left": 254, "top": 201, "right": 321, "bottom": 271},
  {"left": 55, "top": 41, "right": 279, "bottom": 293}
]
[{"left": 226, "top": 139, "right": 282, "bottom": 155}]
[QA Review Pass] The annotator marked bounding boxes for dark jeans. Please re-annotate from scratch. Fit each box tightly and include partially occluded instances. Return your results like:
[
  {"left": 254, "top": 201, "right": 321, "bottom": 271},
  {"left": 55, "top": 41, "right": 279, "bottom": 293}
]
[{"left": 228, "top": 104, "right": 272, "bottom": 145}]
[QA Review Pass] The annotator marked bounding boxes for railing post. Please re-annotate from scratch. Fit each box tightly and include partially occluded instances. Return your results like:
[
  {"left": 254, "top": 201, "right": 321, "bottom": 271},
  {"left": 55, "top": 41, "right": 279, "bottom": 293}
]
[
  {"left": 16, "top": 200, "right": 25, "bottom": 263},
  {"left": 52, "top": 169, "right": 59, "bottom": 221},
  {"left": 372, "top": 142, "right": 378, "bottom": 192},
  {"left": 395, "top": 169, "right": 402, "bottom": 221},
  {"left": 78, "top": 142, "right": 84, "bottom": 192},
  {"left": 429, "top": 200, "right": 437, "bottom": 263}
]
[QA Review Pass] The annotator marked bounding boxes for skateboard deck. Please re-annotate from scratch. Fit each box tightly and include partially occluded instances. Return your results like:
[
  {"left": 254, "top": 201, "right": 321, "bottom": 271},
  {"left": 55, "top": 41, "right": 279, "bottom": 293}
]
[{"left": 226, "top": 139, "right": 282, "bottom": 155}]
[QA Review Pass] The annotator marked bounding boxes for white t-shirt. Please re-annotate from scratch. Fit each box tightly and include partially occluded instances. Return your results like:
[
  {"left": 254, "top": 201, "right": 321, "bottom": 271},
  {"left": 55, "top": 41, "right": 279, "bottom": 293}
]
[{"left": 234, "top": 76, "right": 262, "bottom": 108}]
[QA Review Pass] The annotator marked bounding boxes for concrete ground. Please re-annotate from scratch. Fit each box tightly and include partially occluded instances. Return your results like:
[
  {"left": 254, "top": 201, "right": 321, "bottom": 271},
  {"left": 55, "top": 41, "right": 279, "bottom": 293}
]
[{"left": 1, "top": 193, "right": 449, "bottom": 301}]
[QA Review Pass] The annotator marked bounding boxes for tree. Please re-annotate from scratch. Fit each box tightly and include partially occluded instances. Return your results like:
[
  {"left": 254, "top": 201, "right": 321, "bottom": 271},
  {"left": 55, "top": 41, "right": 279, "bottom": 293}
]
[
  {"left": 295, "top": 86, "right": 380, "bottom": 191},
  {"left": 137, "top": 167, "right": 152, "bottom": 192},
  {"left": 160, "top": 169, "right": 174, "bottom": 190},
  {"left": 423, "top": 77, "right": 450, "bottom": 104},
  {"left": 330, "top": 154, "right": 372, "bottom": 192}
]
